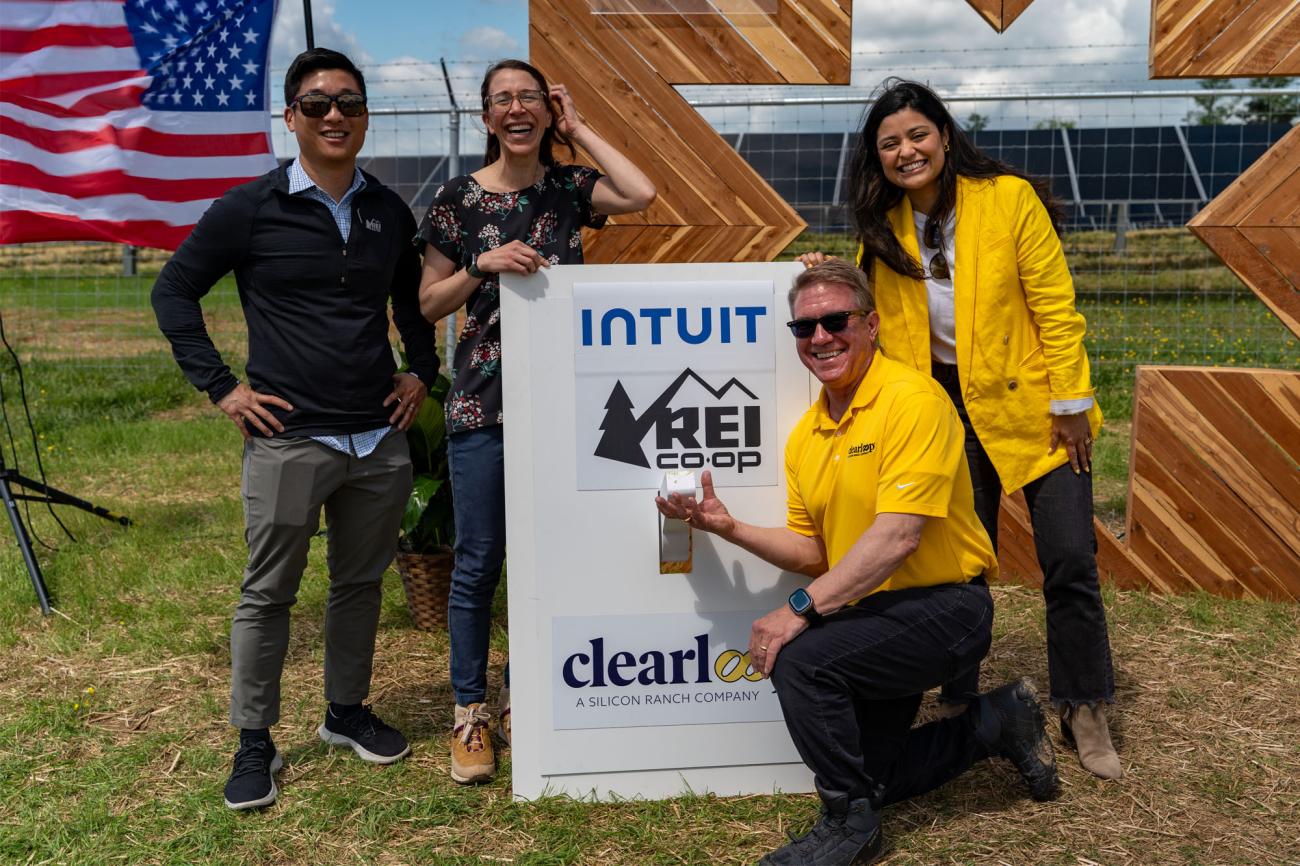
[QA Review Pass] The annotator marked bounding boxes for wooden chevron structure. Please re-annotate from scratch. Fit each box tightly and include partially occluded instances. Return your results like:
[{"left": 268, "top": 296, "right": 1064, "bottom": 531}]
[
  {"left": 964, "top": 0, "right": 1035, "bottom": 33},
  {"left": 528, "top": 0, "right": 851, "bottom": 264},
  {"left": 995, "top": 367, "right": 1300, "bottom": 601},
  {"left": 1126, "top": 368, "right": 1300, "bottom": 600},
  {"left": 1188, "top": 124, "right": 1300, "bottom": 338},
  {"left": 1150, "top": 0, "right": 1300, "bottom": 78}
]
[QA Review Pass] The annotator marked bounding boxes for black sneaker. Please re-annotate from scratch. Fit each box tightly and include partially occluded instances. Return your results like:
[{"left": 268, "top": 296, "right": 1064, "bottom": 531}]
[
  {"left": 975, "top": 678, "right": 1060, "bottom": 801},
  {"left": 223, "top": 736, "right": 283, "bottom": 810},
  {"left": 318, "top": 704, "right": 411, "bottom": 764},
  {"left": 758, "top": 799, "right": 883, "bottom": 866}
]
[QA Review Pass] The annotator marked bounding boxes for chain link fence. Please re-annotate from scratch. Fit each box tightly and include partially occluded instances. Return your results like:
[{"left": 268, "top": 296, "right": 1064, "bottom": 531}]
[{"left": 1, "top": 88, "right": 1296, "bottom": 422}]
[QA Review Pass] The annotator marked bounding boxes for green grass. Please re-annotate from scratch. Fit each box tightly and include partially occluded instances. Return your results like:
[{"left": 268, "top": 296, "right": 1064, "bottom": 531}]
[{"left": 0, "top": 342, "right": 1294, "bottom": 864}]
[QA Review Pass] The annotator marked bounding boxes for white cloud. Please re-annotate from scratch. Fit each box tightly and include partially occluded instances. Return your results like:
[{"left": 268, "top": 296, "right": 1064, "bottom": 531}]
[
  {"left": 458, "top": 26, "right": 520, "bottom": 61},
  {"left": 269, "top": 1, "right": 371, "bottom": 77}
]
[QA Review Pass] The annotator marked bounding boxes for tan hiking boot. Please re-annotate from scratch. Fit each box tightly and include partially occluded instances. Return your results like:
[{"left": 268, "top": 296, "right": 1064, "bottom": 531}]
[
  {"left": 451, "top": 703, "right": 495, "bottom": 784},
  {"left": 497, "top": 686, "right": 511, "bottom": 747},
  {"left": 1061, "top": 703, "right": 1122, "bottom": 780}
]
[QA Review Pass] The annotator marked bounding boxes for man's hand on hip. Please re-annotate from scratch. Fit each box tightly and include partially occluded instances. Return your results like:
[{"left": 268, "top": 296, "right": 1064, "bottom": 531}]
[
  {"left": 385, "top": 372, "right": 428, "bottom": 431},
  {"left": 217, "top": 383, "right": 293, "bottom": 440}
]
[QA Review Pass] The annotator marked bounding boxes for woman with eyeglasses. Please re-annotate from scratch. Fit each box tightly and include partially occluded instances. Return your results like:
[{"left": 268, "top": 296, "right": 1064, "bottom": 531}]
[
  {"left": 415, "top": 58, "right": 655, "bottom": 786},
  {"left": 802, "top": 78, "right": 1120, "bottom": 780}
]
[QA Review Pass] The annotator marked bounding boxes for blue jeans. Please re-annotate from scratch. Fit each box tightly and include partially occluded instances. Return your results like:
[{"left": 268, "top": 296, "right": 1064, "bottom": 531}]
[
  {"left": 771, "top": 582, "right": 996, "bottom": 811},
  {"left": 447, "top": 426, "right": 509, "bottom": 707},
  {"left": 933, "top": 362, "right": 1115, "bottom": 707}
]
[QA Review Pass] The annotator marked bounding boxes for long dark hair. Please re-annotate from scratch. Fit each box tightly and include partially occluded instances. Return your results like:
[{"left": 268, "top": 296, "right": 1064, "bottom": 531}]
[
  {"left": 848, "top": 78, "right": 1064, "bottom": 280},
  {"left": 480, "top": 59, "right": 572, "bottom": 168}
]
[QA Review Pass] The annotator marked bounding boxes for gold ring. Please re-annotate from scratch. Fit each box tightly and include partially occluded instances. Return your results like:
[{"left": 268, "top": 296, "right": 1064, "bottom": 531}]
[
  {"left": 759, "top": 645, "right": 768, "bottom": 651},
  {"left": 683, "top": 513, "right": 693, "bottom": 523}
]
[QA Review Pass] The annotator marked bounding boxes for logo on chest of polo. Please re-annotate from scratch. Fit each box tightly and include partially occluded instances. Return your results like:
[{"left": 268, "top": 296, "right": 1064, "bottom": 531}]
[{"left": 847, "top": 442, "right": 876, "bottom": 458}]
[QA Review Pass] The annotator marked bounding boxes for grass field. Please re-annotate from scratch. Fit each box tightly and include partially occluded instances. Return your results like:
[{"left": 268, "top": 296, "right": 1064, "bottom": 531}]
[
  {"left": 2, "top": 229, "right": 1294, "bottom": 533},
  {"left": 0, "top": 235, "right": 1296, "bottom": 863},
  {"left": 0, "top": 354, "right": 1297, "bottom": 865}
]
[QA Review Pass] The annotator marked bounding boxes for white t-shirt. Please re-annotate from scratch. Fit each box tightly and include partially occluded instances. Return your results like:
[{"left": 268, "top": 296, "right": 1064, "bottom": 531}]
[{"left": 914, "top": 211, "right": 957, "bottom": 365}]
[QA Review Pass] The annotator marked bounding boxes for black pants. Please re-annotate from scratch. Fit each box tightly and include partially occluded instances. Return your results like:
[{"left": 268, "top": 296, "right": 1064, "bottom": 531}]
[
  {"left": 770, "top": 582, "right": 995, "bottom": 811},
  {"left": 931, "top": 362, "right": 1115, "bottom": 707}
]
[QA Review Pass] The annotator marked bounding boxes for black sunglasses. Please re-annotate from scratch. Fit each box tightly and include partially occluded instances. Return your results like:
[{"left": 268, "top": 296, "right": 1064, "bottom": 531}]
[
  {"left": 928, "top": 249, "right": 951, "bottom": 281},
  {"left": 786, "top": 309, "right": 868, "bottom": 339},
  {"left": 291, "top": 92, "right": 367, "bottom": 118}
]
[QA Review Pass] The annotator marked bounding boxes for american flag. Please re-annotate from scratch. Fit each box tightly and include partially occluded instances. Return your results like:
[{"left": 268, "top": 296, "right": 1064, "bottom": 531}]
[{"left": 0, "top": 0, "right": 279, "bottom": 250}]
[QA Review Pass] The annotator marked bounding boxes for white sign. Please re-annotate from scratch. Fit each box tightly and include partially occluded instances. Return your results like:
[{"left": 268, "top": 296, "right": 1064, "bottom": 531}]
[
  {"left": 501, "top": 262, "right": 816, "bottom": 800},
  {"left": 573, "top": 282, "right": 778, "bottom": 490},
  {"left": 552, "top": 611, "right": 784, "bottom": 730}
]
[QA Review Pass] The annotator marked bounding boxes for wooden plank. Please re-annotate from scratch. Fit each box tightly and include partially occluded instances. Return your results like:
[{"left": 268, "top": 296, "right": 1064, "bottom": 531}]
[
  {"left": 1211, "top": 370, "right": 1300, "bottom": 465},
  {"left": 1191, "top": 226, "right": 1300, "bottom": 337},
  {"left": 1126, "top": 492, "right": 1210, "bottom": 595},
  {"left": 1151, "top": 0, "right": 1243, "bottom": 75},
  {"left": 1237, "top": 164, "right": 1300, "bottom": 228},
  {"left": 1129, "top": 481, "right": 1240, "bottom": 597},
  {"left": 533, "top": 0, "right": 852, "bottom": 267},
  {"left": 1142, "top": 370, "right": 1300, "bottom": 541},
  {"left": 605, "top": 13, "right": 762, "bottom": 85},
  {"left": 1237, "top": 227, "right": 1300, "bottom": 287},
  {"left": 1181, "top": 0, "right": 1299, "bottom": 75},
  {"left": 1162, "top": 368, "right": 1300, "bottom": 519},
  {"left": 1133, "top": 406, "right": 1299, "bottom": 600}
]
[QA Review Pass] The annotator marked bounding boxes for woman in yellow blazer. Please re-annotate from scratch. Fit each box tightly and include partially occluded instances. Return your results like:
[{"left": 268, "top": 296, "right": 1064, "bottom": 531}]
[{"left": 805, "top": 79, "right": 1120, "bottom": 779}]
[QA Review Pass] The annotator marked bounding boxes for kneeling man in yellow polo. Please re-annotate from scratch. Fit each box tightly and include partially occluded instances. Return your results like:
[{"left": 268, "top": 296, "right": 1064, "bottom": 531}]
[{"left": 655, "top": 261, "right": 1058, "bottom": 866}]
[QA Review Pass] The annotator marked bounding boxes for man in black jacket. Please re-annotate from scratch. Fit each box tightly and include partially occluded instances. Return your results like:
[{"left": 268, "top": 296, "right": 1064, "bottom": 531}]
[{"left": 152, "top": 48, "right": 438, "bottom": 810}]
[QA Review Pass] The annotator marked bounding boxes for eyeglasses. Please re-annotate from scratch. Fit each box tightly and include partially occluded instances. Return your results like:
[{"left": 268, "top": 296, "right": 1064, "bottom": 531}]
[
  {"left": 290, "top": 92, "right": 367, "bottom": 118},
  {"left": 485, "top": 89, "right": 546, "bottom": 110},
  {"left": 786, "top": 309, "right": 869, "bottom": 339},
  {"left": 928, "top": 249, "right": 951, "bottom": 281}
]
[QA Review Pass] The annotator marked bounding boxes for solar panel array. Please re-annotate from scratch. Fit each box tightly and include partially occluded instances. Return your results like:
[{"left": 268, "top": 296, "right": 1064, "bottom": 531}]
[{"left": 357, "top": 123, "right": 1293, "bottom": 233}]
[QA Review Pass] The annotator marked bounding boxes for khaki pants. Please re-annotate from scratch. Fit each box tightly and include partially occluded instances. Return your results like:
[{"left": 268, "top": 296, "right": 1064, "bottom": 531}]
[{"left": 229, "top": 433, "right": 411, "bottom": 728}]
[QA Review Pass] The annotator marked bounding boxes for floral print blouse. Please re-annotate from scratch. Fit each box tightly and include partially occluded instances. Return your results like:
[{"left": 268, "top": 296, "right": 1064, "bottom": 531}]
[{"left": 416, "top": 164, "right": 606, "bottom": 434}]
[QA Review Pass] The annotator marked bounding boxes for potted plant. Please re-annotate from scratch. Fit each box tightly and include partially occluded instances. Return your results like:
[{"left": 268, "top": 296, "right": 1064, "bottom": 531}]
[{"left": 395, "top": 371, "right": 456, "bottom": 629}]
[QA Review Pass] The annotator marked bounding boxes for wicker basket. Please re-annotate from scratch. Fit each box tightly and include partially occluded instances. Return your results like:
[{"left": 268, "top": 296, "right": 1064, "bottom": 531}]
[{"left": 395, "top": 547, "right": 454, "bottom": 630}]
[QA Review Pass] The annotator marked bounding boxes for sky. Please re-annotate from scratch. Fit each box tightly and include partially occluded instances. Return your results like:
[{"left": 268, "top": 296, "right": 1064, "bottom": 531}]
[
  {"left": 260, "top": 0, "right": 1257, "bottom": 155},
  {"left": 267, "top": 0, "right": 1165, "bottom": 105}
]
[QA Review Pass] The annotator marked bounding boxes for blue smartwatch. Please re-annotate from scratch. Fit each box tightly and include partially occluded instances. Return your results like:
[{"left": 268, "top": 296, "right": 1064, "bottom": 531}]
[{"left": 788, "top": 587, "right": 822, "bottom": 625}]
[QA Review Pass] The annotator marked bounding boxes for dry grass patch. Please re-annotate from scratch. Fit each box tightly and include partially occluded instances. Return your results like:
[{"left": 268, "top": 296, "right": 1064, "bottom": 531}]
[{"left": 1, "top": 583, "right": 1295, "bottom": 865}]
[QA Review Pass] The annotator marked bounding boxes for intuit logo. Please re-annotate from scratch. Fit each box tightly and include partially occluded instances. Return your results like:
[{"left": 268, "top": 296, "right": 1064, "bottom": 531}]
[{"left": 579, "top": 304, "right": 769, "bottom": 347}]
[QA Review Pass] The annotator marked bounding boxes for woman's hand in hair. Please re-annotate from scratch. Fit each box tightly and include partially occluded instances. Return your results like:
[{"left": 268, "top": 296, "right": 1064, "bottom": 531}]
[
  {"left": 796, "top": 251, "right": 838, "bottom": 269},
  {"left": 548, "top": 84, "right": 584, "bottom": 138},
  {"left": 476, "top": 240, "right": 548, "bottom": 275}
]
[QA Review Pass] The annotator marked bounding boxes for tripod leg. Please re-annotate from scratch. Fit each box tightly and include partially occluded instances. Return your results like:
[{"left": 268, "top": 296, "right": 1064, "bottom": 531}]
[{"left": 0, "top": 478, "right": 52, "bottom": 614}]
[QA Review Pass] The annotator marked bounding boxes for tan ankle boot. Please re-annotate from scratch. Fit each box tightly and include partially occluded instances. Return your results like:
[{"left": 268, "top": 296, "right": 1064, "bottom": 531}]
[
  {"left": 1061, "top": 703, "right": 1122, "bottom": 780},
  {"left": 450, "top": 703, "right": 495, "bottom": 784}
]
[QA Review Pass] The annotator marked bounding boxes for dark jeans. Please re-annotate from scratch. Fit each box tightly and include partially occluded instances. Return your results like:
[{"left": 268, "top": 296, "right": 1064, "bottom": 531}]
[
  {"left": 932, "top": 362, "right": 1115, "bottom": 707},
  {"left": 770, "top": 582, "right": 995, "bottom": 812},
  {"left": 447, "top": 425, "right": 509, "bottom": 707}
]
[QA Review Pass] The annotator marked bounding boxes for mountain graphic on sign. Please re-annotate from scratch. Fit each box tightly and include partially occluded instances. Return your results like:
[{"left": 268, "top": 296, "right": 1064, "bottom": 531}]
[{"left": 594, "top": 368, "right": 758, "bottom": 468}]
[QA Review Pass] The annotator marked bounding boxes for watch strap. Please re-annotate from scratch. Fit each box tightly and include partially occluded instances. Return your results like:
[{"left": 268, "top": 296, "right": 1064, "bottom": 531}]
[{"left": 467, "top": 256, "right": 487, "bottom": 279}]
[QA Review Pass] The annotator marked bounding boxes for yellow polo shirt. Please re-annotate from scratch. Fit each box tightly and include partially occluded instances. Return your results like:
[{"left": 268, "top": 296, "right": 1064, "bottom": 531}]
[{"left": 785, "top": 353, "right": 998, "bottom": 596}]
